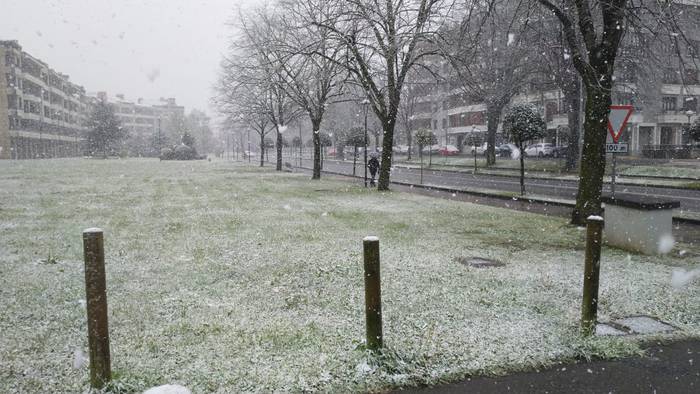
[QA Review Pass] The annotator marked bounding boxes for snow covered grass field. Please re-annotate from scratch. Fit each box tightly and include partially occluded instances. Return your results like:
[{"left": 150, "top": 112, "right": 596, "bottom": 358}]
[
  {"left": 1, "top": 158, "right": 698, "bottom": 393},
  {"left": 619, "top": 164, "right": 700, "bottom": 179}
]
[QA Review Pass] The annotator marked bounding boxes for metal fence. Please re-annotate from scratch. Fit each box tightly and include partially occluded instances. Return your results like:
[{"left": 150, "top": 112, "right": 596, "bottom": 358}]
[{"left": 641, "top": 145, "right": 693, "bottom": 159}]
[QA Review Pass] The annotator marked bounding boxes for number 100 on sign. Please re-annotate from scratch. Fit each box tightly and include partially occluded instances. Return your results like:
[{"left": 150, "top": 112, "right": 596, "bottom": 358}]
[{"left": 606, "top": 143, "right": 628, "bottom": 153}]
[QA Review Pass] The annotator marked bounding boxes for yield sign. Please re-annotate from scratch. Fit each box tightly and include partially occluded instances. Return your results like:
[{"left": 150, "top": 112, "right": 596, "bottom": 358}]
[{"left": 608, "top": 105, "right": 633, "bottom": 143}]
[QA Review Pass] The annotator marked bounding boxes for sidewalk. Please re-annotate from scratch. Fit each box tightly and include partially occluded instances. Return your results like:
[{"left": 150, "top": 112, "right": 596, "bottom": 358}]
[{"left": 397, "top": 340, "right": 700, "bottom": 393}]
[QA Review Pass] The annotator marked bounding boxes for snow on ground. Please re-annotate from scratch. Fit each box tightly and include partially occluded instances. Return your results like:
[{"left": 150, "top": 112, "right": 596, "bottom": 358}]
[
  {"left": 620, "top": 165, "right": 700, "bottom": 179},
  {"left": 0, "top": 158, "right": 698, "bottom": 393}
]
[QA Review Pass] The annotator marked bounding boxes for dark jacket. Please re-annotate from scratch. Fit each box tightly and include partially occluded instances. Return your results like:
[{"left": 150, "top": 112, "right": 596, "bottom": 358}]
[{"left": 368, "top": 157, "right": 380, "bottom": 173}]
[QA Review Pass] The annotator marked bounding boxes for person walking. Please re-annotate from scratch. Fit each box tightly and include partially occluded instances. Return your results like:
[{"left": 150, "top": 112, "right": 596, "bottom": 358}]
[{"left": 368, "top": 154, "right": 380, "bottom": 186}]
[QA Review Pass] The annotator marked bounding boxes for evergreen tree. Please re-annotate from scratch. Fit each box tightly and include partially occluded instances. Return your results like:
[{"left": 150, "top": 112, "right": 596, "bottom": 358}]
[
  {"left": 181, "top": 131, "right": 196, "bottom": 148},
  {"left": 687, "top": 119, "right": 700, "bottom": 144},
  {"left": 503, "top": 104, "right": 546, "bottom": 195},
  {"left": 86, "top": 100, "right": 126, "bottom": 158}
]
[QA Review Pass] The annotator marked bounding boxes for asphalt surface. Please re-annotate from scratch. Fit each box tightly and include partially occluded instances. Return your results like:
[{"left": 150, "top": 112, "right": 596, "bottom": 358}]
[
  {"left": 397, "top": 340, "right": 700, "bottom": 394},
  {"left": 302, "top": 159, "right": 700, "bottom": 215}
]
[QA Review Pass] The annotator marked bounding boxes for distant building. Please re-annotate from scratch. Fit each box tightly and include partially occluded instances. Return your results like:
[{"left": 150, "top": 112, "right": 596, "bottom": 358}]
[
  {"left": 91, "top": 92, "right": 185, "bottom": 156},
  {"left": 0, "top": 40, "right": 89, "bottom": 159},
  {"left": 0, "top": 39, "right": 187, "bottom": 159},
  {"left": 410, "top": 2, "right": 700, "bottom": 158}
]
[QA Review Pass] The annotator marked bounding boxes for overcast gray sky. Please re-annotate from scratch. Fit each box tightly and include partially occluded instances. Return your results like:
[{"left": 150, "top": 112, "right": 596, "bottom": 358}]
[{"left": 1, "top": 0, "right": 254, "bottom": 117}]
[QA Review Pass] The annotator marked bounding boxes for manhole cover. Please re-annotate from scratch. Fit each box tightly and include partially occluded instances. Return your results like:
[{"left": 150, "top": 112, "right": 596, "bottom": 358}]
[{"left": 456, "top": 257, "right": 505, "bottom": 268}]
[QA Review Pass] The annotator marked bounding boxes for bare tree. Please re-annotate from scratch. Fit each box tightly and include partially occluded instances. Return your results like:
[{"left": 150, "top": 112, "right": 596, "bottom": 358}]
[
  {"left": 214, "top": 45, "right": 273, "bottom": 167},
  {"left": 534, "top": 0, "right": 698, "bottom": 224},
  {"left": 272, "top": 0, "right": 347, "bottom": 179},
  {"left": 317, "top": 0, "right": 451, "bottom": 190},
  {"left": 235, "top": 6, "right": 301, "bottom": 172},
  {"left": 397, "top": 72, "right": 433, "bottom": 161},
  {"left": 529, "top": 14, "right": 581, "bottom": 172},
  {"left": 441, "top": 0, "right": 537, "bottom": 166}
]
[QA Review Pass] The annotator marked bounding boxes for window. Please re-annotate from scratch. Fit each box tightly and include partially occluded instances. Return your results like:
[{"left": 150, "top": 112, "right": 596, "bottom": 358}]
[
  {"left": 660, "top": 127, "right": 674, "bottom": 145},
  {"left": 662, "top": 96, "right": 677, "bottom": 111},
  {"left": 684, "top": 97, "right": 697, "bottom": 112},
  {"left": 662, "top": 68, "right": 680, "bottom": 84},
  {"left": 684, "top": 69, "right": 699, "bottom": 85},
  {"left": 545, "top": 101, "right": 558, "bottom": 122},
  {"left": 688, "top": 40, "right": 699, "bottom": 58}
]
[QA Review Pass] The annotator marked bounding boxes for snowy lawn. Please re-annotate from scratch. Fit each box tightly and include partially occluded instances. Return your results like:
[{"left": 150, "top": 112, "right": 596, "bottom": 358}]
[
  {"left": 0, "top": 158, "right": 698, "bottom": 393},
  {"left": 619, "top": 165, "right": 700, "bottom": 179},
  {"left": 393, "top": 156, "right": 566, "bottom": 172}
]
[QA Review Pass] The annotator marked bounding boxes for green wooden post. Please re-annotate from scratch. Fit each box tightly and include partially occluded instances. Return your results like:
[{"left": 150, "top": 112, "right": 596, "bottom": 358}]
[
  {"left": 581, "top": 216, "right": 604, "bottom": 336},
  {"left": 83, "top": 228, "right": 112, "bottom": 388},
  {"left": 362, "top": 236, "right": 383, "bottom": 351}
]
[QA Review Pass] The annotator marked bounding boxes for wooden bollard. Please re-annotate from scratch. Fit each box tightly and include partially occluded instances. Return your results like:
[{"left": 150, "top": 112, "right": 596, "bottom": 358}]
[
  {"left": 581, "top": 216, "right": 604, "bottom": 336},
  {"left": 82, "top": 228, "right": 112, "bottom": 388},
  {"left": 362, "top": 236, "right": 383, "bottom": 351}
]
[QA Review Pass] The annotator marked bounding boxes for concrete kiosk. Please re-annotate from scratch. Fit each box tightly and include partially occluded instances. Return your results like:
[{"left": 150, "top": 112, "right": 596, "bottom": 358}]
[{"left": 602, "top": 195, "right": 680, "bottom": 255}]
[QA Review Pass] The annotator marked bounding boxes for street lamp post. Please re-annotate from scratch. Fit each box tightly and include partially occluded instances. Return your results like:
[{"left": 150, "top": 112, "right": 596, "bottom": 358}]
[
  {"left": 247, "top": 129, "right": 251, "bottom": 163},
  {"left": 298, "top": 122, "right": 303, "bottom": 167},
  {"left": 362, "top": 99, "right": 370, "bottom": 187},
  {"left": 157, "top": 116, "right": 162, "bottom": 156},
  {"left": 471, "top": 126, "right": 480, "bottom": 173}
]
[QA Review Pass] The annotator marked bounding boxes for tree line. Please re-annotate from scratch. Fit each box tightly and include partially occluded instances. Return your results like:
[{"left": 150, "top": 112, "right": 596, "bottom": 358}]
[
  {"left": 214, "top": 0, "right": 698, "bottom": 225},
  {"left": 85, "top": 99, "right": 214, "bottom": 160}
]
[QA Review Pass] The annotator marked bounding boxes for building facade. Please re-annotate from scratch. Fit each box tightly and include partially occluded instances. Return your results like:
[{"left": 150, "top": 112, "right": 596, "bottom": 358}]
[
  {"left": 410, "top": 3, "right": 700, "bottom": 157},
  {"left": 94, "top": 92, "right": 185, "bottom": 156},
  {"left": 1, "top": 40, "right": 89, "bottom": 159},
  {"left": 1, "top": 40, "right": 188, "bottom": 160}
]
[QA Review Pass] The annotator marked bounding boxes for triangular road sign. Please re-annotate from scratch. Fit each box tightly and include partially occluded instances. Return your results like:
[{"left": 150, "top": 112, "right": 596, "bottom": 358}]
[{"left": 608, "top": 105, "right": 633, "bottom": 143}]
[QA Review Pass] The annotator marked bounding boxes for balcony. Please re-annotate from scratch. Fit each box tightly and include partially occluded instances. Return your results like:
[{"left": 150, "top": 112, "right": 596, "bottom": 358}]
[
  {"left": 642, "top": 144, "right": 693, "bottom": 159},
  {"left": 656, "top": 112, "right": 697, "bottom": 124}
]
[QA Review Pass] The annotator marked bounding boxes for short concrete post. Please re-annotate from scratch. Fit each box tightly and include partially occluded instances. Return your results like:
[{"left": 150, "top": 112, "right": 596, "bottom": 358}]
[
  {"left": 581, "top": 216, "right": 604, "bottom": 336},
  {"left": 362, "top": 236, "right": 383, "bottom": 351},
  {"left": 82, "top": 228, "right": 111, "bottom": 388}
]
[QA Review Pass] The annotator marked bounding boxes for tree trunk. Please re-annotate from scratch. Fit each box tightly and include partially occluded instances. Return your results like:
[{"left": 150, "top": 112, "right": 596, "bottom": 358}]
[
  {"left": 571, "top": 86, "right": 611, "bottom": 225},
  {"left": 377, "top": 118, "right": 396, "bottom": 191},
  {"left": 276, "top": 126, "right": 283, "bottom": 171},
  {"left": 485, "top": 105, "right": 502, "bottom": 166},
  {"left": 428, "top": 144, "right": 432, "bottom": 166},
  {"left": 406, "top": 129, "right": 413, "bottom": 161},
  {"left": 312, "top": 121, "right": 321, "bottom": 180},
  {"left": 519, "top": 141, "right": 525, "bottom": 195},
  {"left": 419, "top": 147, "right": 424, "bottom": 184},
  {"left": 353, "top": 144, "right": 358, "bottom": 176},
  {"left": 259, "top": 133, "right": 265, "bottom": 167},
  {"left": 564, "top": 80, "right": 581, "bottom": 172}
]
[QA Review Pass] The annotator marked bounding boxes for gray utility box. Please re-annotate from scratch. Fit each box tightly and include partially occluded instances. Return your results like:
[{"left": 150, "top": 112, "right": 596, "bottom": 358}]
[{"left": 602, "top": 195, "right": 680, "bottom": 255}]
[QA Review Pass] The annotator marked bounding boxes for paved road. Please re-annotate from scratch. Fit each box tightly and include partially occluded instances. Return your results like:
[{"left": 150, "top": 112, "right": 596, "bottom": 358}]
[
  {"left": 302, "top": 159, "right": 700, "bottom": 215},
  {"left": 397, "top": 340, "right": 700, "bottom": 394}
]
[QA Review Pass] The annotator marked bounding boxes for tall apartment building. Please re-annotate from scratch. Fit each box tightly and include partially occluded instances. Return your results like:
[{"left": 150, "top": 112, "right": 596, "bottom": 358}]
[
  {"left": 410, "top": 3, "right": 700, "bottom": 157},
  {"left": 0, "top": 40, "right": 89, "bottom": 159},
  {"left": 93, "top": 92, "right": 185, "bottom": 156}
]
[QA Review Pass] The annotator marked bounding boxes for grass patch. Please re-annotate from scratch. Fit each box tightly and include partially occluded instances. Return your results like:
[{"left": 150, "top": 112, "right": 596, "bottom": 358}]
[
  {"left": 0, "top": 158, "right": 698, "bottom": 392},
  {"left": 619, "top": 165, "right": 700, "bottom": 179}
]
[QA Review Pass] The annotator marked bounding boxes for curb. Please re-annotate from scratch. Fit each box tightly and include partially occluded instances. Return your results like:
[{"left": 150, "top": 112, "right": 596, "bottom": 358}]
[
  {"left": 296, "top": 165, "right": 700, "bottom": 225},
  {"left": 389, "top": 165, "right": 699, "bottom": 191},
  {"left": 390, "top": 160, "right": 700, "bottom": 182}
]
